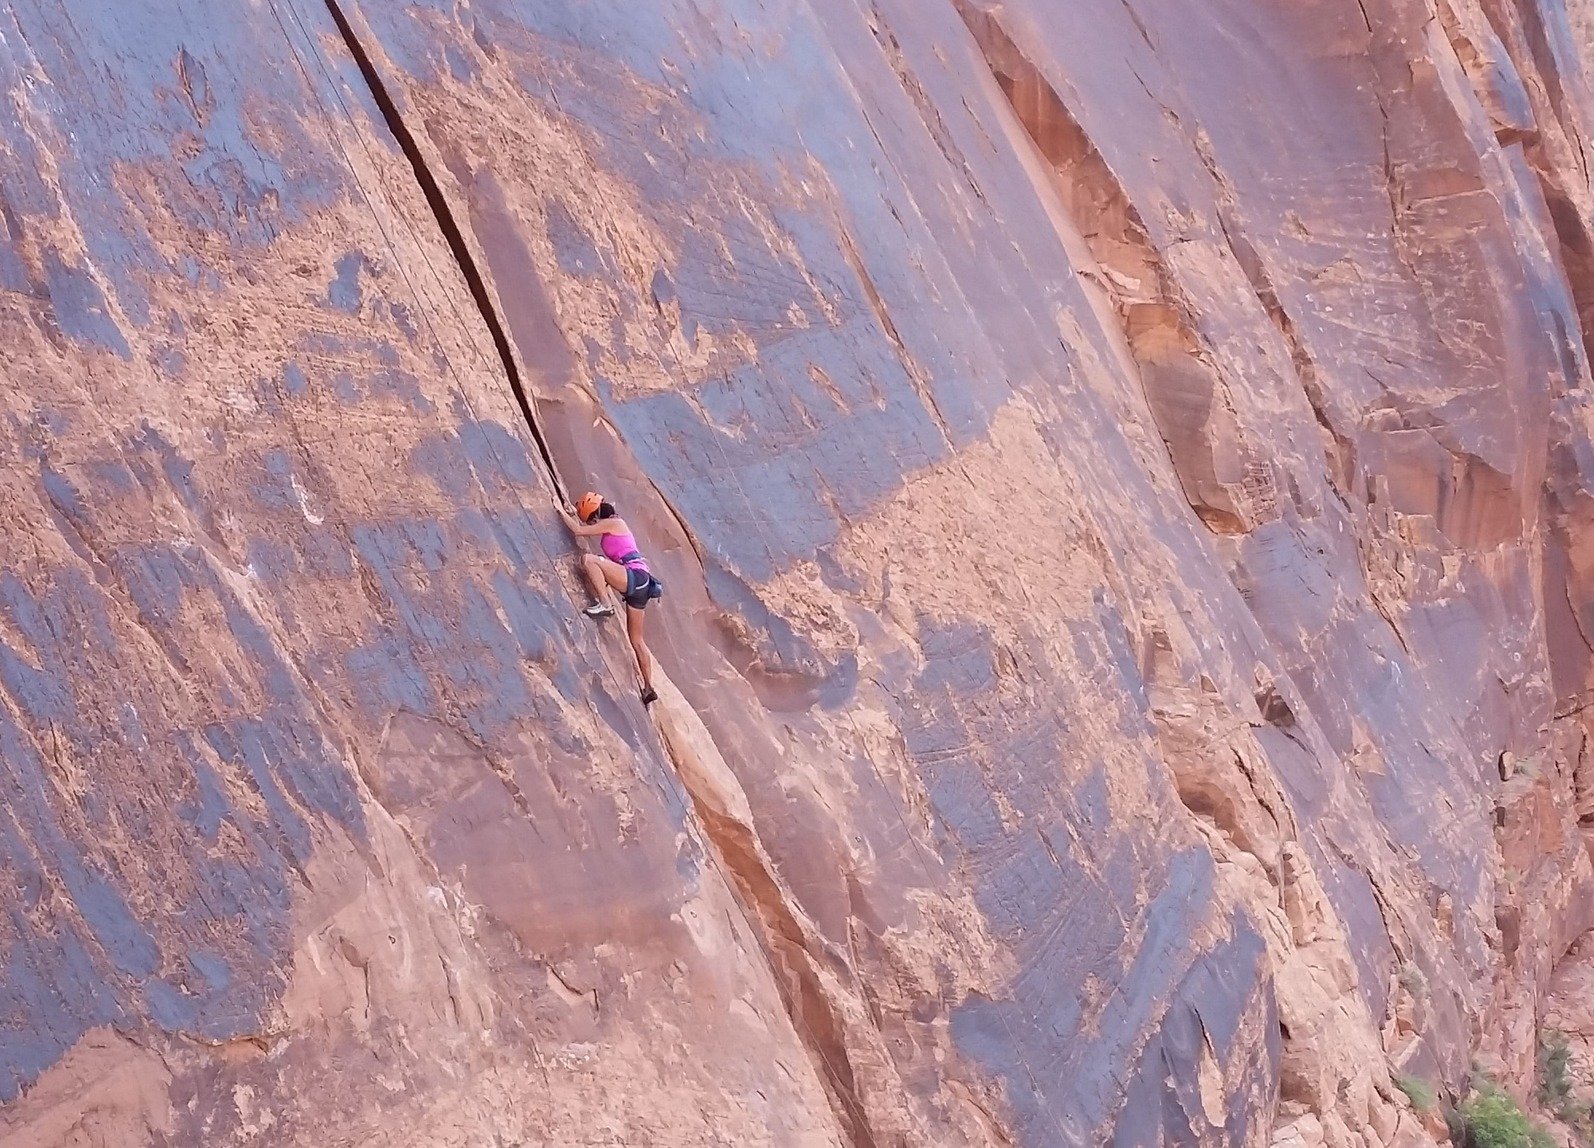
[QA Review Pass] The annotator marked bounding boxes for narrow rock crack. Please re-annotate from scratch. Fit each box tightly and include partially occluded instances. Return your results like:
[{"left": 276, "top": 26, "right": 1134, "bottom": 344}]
[
  {"left": 313, "top": 13, "right": 882, "bottom": 1143},
  {"left": 319, "top": 0, "right": 565, "bottom": 498}
]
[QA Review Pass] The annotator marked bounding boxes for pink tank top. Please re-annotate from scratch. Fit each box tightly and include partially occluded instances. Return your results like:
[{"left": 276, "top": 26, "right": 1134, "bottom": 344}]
[{"left": 601, "top": 529, "right": 649, "bottom": 571}]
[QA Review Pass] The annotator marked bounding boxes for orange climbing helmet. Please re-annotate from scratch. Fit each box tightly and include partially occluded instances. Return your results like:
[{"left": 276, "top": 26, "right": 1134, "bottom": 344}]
[{"left": 576, "top": 491, "right": 604, "bottom": 523}]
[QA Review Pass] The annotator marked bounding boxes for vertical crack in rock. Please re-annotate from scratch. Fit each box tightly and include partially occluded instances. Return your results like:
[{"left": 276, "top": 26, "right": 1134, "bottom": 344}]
[
  {"left": 1210, "top": 204, "right": 1359, "bottom": 505},
  {"left": 1437, "top": 0, "right": 1594, "bottom": 370},
  {"left": 835, "top": 224, "right": 954, "bottom": 447},
  {"left": 650, "top": 679, "right": 879, "bottom": 1148},
  {"left": 954, "top": 0, "right": 1259, "bottom": 535},
  {"left": 318, "top": 0, "right": 565, "bottom": 498},
  {"left": 306, "top": 12, "right": 882, "bottom": 1140}
]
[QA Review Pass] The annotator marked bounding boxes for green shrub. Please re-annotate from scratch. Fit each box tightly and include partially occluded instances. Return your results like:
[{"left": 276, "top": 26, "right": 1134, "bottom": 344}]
[
  {"left": 1570, "top": 1105, "right": 1594, "bottom": 1146},
  {"left": 1397, "top": 962, "right": 1428, "bottom": 998},
  {"left": 1397, "top": 1075, "right": 1436, "bottom": 1113},
  {"left": 1538, "top": 1029, "right": 1594, "bottom": 1144},
  {"left": 1457, "top": 1082, "right": 1555, "bottom": 1148},
  {"left": 1540, "top": 1030, "right": 1575, "bottom": 1112}
]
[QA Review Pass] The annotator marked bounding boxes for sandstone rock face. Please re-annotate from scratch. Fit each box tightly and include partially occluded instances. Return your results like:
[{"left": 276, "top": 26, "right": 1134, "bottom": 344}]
[{"left": 3, "top": 0, "right": 1594, "bottom": 1144}]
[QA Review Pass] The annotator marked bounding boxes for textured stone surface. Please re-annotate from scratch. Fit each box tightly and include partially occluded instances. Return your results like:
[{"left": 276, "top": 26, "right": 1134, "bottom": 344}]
[{"left": 4, "top": 0, "right": 1594, "bottom": 1144}]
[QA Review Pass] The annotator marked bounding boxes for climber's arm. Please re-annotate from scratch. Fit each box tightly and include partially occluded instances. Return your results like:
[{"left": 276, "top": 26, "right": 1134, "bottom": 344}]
[{"left": 558, "top": 506, "right": 620, "bottom": 538}]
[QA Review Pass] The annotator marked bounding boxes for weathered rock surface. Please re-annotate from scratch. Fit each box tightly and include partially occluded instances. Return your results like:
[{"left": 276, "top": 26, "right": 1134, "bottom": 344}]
[{"left": 3, "top": 0, "right": 1594, "bottom": 1144}]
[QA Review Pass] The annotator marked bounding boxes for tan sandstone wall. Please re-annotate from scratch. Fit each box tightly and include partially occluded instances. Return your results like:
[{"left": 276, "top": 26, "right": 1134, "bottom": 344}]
[{"left": 3, "top": 1, "right": 1594, "bottom": 1145}]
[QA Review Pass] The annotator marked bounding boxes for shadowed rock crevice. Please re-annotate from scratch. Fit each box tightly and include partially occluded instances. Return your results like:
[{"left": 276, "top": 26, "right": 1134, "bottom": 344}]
[
  {"left": 1437, "top": 0, "right": 1594, "bottom": 371},
  {"left": 955, "top": 0, "right": 1261, "bottom": 535},
  {"left": 650, "top": 680, "right": 881, "bottom": 1148},
  {"left": 1215, "top": 210, "right": 1361, "bottom": 506},
  {"left": 1541, "top": 186, "right": 1594, "bottom": 363}
]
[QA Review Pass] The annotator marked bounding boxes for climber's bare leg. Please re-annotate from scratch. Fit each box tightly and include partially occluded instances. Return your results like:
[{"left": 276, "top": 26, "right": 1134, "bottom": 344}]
[
  {"left": 627, "top": 606, "right": 656, "bottom": 700},
  {"left": 580, "top": 553, "right": 628, "bottom": 608}
]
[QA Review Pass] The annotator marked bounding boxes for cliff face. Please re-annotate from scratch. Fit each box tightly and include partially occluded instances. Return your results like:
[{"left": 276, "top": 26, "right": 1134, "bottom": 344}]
[{"left": 2, "top": 0, "right": 1594, "bottom": 1145}]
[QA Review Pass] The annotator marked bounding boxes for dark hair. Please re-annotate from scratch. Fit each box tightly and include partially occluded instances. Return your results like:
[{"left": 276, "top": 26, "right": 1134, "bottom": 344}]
[{"left": 596, "top": 501, "right": 617, "bottom": 520}]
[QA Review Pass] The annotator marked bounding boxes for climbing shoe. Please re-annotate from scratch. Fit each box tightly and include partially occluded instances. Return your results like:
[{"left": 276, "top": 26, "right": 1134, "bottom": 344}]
[
  {"left": 583, "top": 603, "right": 615, "bottom": 619},
  {"left": 640, "top": 687, "right": 659, "bottom": 706}
]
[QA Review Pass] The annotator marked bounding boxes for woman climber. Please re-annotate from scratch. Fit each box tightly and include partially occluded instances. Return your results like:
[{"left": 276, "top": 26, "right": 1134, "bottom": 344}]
[{"left": 559, "top": 491, "right": 664, "bottom": 706}]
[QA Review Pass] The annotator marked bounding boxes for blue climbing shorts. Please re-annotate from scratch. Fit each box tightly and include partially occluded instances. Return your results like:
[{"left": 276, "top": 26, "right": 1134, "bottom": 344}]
[{"left": 623, "top": 566, "right": 663, "bottom": 610}]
